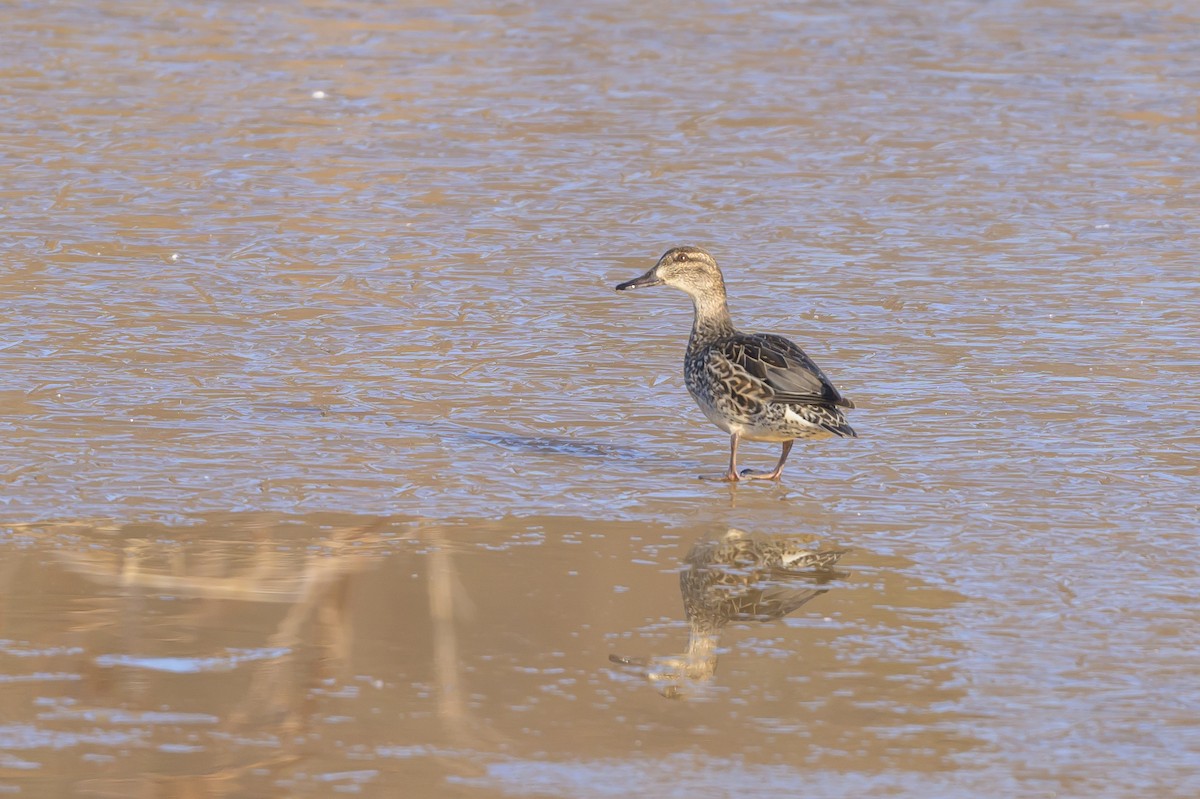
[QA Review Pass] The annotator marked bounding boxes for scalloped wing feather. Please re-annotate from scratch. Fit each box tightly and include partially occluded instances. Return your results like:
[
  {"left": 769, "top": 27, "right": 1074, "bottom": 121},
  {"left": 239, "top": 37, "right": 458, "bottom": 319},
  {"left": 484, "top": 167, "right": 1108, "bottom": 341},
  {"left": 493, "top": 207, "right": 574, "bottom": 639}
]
[{"left": 743, "top": 333, "right": 855, "bottom": 409}]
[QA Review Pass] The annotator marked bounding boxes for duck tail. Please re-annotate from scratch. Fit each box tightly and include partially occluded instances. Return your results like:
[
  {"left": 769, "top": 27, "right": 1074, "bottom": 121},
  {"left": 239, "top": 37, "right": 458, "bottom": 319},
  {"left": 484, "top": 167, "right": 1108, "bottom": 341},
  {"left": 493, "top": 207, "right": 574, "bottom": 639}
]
[
  {"left": 823, "top": 419, "right": 857, "bottom": 438},
  {"left": 818, "top": 406, "right": 857, "bottom": 438}
]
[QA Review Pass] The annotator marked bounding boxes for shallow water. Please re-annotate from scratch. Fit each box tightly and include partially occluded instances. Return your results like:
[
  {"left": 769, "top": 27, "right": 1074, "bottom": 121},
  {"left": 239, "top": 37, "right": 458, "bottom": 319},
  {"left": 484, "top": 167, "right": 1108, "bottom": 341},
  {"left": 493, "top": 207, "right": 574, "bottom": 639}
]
[{"left": 2, "top": 0, "right": 1198, "bottom": 796}]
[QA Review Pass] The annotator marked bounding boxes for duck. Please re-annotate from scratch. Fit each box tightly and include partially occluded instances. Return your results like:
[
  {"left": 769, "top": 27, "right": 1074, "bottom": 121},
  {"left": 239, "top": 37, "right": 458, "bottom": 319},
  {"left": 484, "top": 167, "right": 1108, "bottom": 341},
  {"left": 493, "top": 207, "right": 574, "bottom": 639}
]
[
  {"left": 616, "top": 246, "right": 856, "bottom": 481},
  {"left": 609, "top": 528, "right": 848, "bottom": 698}
]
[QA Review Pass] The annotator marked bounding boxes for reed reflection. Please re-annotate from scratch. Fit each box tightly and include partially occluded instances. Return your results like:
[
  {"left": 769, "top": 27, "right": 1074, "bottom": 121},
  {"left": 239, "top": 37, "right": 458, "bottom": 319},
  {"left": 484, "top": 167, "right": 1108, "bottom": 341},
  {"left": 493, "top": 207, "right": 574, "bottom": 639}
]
[
  {"left": 611, "top": 528, "right": 848, "bottom": 698},
  {"left": 36, "top": 516, "right": 399, "bottom": 796}
]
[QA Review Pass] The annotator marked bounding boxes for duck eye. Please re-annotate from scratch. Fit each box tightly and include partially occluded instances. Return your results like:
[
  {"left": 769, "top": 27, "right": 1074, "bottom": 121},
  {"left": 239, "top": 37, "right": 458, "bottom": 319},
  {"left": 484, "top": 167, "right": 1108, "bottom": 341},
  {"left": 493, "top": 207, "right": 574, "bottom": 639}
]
[{"left": 674, "top": 253, "right": 689, "bottom": 262}]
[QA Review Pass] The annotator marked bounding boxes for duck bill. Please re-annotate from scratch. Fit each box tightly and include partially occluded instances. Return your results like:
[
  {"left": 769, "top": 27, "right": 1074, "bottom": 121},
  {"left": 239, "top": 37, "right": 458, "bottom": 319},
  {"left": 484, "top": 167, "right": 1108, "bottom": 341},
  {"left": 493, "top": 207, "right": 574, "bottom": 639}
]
[
  {"left": 615, "top": 270, "right": 664, "bottom": 292},
  {"left": 608, "top": 653, "right": 648, "bottom": 667}
]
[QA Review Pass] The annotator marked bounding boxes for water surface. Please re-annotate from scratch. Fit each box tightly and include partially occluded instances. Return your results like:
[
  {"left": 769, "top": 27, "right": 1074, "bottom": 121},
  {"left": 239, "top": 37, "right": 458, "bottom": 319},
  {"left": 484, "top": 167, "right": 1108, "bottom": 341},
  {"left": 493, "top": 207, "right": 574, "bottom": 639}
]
[{"left": 1, "top": 0, "right": 1198, "bottom": 796}]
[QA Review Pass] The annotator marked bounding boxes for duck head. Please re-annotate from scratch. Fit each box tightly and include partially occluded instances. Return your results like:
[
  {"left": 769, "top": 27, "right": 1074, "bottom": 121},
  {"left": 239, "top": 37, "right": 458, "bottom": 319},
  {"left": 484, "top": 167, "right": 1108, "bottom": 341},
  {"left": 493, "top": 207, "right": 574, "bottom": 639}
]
[
  {"left": 608, "top": 652, "right": 719, "bottom": 700},
  {"left": 615, "top": 246, "right": 726, "bottom": 299}
]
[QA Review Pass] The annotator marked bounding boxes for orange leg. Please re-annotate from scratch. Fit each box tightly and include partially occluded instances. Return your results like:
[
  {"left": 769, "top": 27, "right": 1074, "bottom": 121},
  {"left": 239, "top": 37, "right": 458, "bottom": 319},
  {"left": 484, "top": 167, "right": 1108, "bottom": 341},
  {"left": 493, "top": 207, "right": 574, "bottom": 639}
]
[
  {"left": 741, "top": 440, "right": 793, "bottom": 481},
  {"left": 719, "top": 433, "right": 742, "bottom": 481}
]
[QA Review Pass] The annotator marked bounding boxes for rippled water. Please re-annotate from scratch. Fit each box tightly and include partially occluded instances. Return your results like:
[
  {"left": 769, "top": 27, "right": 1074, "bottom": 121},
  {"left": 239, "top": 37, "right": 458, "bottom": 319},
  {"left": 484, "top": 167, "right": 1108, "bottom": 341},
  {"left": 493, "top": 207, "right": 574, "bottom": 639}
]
[{"left": 2, "top": 0, "right": 1198, "bottom": 796}]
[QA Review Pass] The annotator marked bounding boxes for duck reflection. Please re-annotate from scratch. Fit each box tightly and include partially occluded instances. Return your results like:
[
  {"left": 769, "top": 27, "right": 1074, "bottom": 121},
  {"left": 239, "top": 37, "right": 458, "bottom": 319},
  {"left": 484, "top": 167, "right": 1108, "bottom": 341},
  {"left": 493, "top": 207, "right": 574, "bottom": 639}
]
[{"left": 611, "top": 528, "right": 848, "bottom": 698}]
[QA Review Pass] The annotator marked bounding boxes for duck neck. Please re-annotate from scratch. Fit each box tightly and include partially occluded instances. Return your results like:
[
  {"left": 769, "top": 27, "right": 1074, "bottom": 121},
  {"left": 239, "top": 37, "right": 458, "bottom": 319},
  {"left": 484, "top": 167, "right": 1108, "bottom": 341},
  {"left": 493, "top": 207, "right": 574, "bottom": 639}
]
[
  {"left": 687, "top": 292, "right": 735, "bottom": 353},
  {"left": 681, "top": 625, "right": 721, "bottom": 679}
]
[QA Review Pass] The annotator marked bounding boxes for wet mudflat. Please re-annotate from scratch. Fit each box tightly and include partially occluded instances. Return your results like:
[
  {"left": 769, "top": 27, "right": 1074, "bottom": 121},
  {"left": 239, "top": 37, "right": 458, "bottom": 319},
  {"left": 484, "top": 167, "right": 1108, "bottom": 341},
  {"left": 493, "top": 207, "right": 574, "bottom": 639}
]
[{"left": 2, "top": 0, "right": 1198, "bottom": 796}]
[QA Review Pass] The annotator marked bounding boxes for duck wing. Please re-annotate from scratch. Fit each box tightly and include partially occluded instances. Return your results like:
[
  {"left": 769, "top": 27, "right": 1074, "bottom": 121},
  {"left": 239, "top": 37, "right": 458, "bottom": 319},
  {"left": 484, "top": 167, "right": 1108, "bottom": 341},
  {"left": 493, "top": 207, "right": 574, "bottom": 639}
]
[
  {"left": 728, "top": 585, "right": 828, "bottom": 622},
  {"left": 720, "top": 333, "right": 855, "bottom": 409}
]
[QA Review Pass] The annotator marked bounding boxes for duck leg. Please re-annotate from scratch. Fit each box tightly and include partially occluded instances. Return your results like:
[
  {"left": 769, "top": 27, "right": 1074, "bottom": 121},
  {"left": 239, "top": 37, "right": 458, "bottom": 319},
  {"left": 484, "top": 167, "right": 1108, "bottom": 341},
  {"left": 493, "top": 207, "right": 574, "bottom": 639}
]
[
  {"left": 720, "top": 433, "right": 742, "bottom": 481},
  {"left": 741, "top": 440, "right": 793, "bottom": 481}
]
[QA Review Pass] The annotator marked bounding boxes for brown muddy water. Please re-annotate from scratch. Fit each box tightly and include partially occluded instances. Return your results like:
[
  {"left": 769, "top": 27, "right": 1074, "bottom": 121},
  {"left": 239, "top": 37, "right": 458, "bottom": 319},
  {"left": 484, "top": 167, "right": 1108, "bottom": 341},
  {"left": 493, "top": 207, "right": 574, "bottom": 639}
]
[{"left": 1, "top": 1, "right": 1198, "bottom": 797}]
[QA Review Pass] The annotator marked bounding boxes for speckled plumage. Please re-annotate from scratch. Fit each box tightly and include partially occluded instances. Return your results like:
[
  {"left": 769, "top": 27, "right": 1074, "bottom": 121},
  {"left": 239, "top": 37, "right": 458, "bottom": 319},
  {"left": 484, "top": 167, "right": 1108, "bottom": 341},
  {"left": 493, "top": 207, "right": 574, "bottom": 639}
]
[
  {"left": 610, "top": 529, "right": 848, "bottom": 698},
  {"left": 680, "top": 528, "right": 848, "bottom": 630},
  {"left": 616, "top": 246, "right": 857, "bottom": 481}
]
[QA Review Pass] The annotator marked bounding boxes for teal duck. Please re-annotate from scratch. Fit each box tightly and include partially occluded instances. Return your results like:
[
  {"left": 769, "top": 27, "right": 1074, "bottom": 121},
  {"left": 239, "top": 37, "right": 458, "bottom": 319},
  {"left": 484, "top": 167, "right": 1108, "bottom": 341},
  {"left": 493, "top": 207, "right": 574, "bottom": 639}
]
[
  {"left": 610, "top": 528, "right": 848, "bottom": 698},
  {"left": 616, "top": 246, "right": 856, "bottom": 481}
]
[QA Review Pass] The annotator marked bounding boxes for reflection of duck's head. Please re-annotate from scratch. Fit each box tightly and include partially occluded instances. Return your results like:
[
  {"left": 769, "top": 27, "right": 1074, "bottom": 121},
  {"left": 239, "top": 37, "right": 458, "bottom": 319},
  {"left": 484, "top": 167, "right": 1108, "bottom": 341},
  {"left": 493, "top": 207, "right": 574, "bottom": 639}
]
[
  {"left": 608, "top": 652, "right": 719, "bottom": 700},
  {"left": 646, "top": 654, "right": 711, "bottom": 699}
]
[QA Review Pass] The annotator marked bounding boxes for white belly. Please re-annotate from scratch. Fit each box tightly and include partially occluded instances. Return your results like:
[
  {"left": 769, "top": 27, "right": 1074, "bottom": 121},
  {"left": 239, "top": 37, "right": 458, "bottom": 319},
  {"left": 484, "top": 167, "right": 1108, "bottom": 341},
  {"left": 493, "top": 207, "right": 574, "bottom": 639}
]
[{"left": 692, "top": 393, "right": 829, "bottom": 443}]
